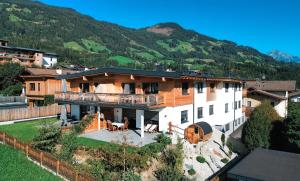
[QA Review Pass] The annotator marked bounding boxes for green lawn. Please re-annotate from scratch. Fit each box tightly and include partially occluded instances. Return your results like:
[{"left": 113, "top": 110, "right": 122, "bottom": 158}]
[
  {"left": 0, "top": 118, "right": 58, "bottom": 142},
  {"left": 0, "top": 144, "right": 61, "bottom": 181}
]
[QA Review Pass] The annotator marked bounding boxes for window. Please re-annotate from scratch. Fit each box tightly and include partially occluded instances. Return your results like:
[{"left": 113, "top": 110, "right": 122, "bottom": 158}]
[
  {"left": 234, "top": 120, "right": 237, "bottom": 126},
  {"left": 210, "top": 83, "right": 215, "bottom": 93},
  {"left": 225, "top": 83, "right": 229, "bottom": 92},
  {"left": 238, "top": 101, "right": 241, "bottom": 108},
  {"left": 194, "top": 127, "right": 199, "bottom": 134},
  {"left": 238, "top": 118, "right": 241, "bottom": 125},
  {"left": 182, "top": 82, "right": 189, "bottom": 95},
  {"left": 142, "top": 82, "right": 159, "bottom": 94},
  {"left": 38, "top": 83, "right": 40, "bottom": 91},
  {"left": 247, "top": 101, "right": 252, "bottom": 107},
  {"left": 122, "top": 83, "right": 135, "bottom": 94},
  {"left": 198, "top": 107, "right": 203, "bottom": 118},
  {"left": 197, "top": 82, "right": 204, "bottom": 93},
  {"left": 30, "top": 83, "right": 35, "bottom": 91},
  {"left": 225, "top": 123, "right": 230, "bottom": 131},
  {"left": 238, "top": 84, "right": 241, "bottom": 91},
  {"left": 181, "top": 110, "right": 188, "bottom": 124},
  {"left": 209, "top": 105, "right": 214, "bottom": 115},
  {"left": 79, "top": 83, "right": 90, "bottom": 93},
  {"left": 225, "top": 103, "right": 229, "bottom": 113},
  {"left": 234, "top": 101, "right": 237, "bottom": 110}
]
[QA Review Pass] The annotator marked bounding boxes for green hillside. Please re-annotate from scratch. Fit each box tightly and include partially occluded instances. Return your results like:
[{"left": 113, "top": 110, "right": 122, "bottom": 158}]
[{"left": 1, "top": 0, "right": 300, "bottom": 86}]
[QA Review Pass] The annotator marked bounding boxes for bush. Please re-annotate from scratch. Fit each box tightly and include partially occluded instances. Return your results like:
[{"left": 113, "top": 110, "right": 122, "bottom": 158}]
[
  {"left": 44, "top": 95, "right": 55, "bottom": 106},
  {"left": 221, "top": 133, "right": 225, "bottom": 148},
  {"left": 123, "top": 171, "right": 141, "bottom": 181},
  {"left": 226, "top": 140, "right": 233, "bottom": 156},
  {"left": 0, "top": 82, "right": 23, "bottom": 96},
  {"left": 59, "top": 132, "right": 78, "bottom": 161},
  {"left": 221, "top": 158, "right": 229, "bottom": 163},
  {"left": 73, "top": 115, "right": 94, "bottom": 134},
  {"left": 196, "top": 155, "right": 205, "bottom": 163},
  {"left": 154, "top": 133, "right": 172, "bottom": 145},
  {"left": 155, "top": 166, "right": 189, "bottom": 181},
  {"left": 188, "top": 168, "right": 196, "bottom": 175},
  {"left": 32, "top": 124, "right": 61, "bottom": 152}
]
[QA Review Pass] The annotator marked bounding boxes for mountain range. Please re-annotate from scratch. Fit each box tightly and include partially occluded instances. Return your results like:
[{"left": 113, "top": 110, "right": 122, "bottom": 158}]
[
  {"left": 268, "top": 50, "right": 300, "bottom": 63},
  {"left": 1, "top": 0, "right": 300, "bottom": 87}
]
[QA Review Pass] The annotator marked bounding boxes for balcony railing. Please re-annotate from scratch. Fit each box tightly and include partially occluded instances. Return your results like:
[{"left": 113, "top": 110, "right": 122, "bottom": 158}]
[{"left": 55, "top": 92, "right": 164, "bottom": 107}]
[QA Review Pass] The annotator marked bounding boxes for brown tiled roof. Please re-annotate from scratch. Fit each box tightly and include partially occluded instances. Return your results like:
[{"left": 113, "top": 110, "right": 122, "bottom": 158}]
[
  {"left": 22, "top": 68, "right": 76, "bottom": 78},
  {"left": 289, "top": 90, "right": 300, "bottom": 97},
  {"left": 248, "top": 89, "right": 287, "bottom": 100},
  {"left": 245, "top": 80, "right": 296, "bottom": 91}
]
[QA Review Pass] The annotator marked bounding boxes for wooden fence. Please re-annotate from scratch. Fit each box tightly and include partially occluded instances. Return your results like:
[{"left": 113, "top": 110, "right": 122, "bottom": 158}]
[
  {"left": 0, "top": 131, "right": 96, "bottom": 181},
  {"left": 0, "top": 104, "right": 61, "bottom": 122}
]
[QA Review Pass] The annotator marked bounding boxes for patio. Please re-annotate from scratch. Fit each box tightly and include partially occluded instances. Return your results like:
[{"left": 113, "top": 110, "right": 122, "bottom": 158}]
[{"left": 80, "top": 129, "right": 160, "bottom": 147}]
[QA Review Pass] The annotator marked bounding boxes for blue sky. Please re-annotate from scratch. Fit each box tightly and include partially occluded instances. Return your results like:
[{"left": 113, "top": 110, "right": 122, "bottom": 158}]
[{"left": 40, "top": 0, "right": 300, "bottom": 56}]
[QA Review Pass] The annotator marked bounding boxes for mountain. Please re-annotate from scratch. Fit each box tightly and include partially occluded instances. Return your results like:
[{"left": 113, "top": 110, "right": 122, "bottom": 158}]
[
  {"left": 268, "top": 50, "right": 300, "bottom": 63},
  {"left": 1, "top": 0, "right": 300, "bottom": 87}
]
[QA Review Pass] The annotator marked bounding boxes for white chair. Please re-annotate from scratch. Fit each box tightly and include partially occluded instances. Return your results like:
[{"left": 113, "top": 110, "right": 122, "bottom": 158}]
[
  {"left": 148, "top": 124, "right": 158, "bottom": 133},
  {"left": 144, "top": 124, "right": 152, "bottom": 132}
]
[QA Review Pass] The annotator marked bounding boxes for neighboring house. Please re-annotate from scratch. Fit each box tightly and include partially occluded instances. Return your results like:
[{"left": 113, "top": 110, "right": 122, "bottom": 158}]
[
  {"left": 0, "top": 39, "right": 58, "bottom": 68},
  {"left": 289, "top": 90, "right": 300, "bottom": 102},
  {"left": 0, "top": 96, "right": 27, "bottom": 109},
  {"left": 55, "top": 67, "right": 245, "bottom": 137},
  {"left": 21, "top": 68, "right": 75, "bottom": 107},
  {"left": 243, "top": 80, "right": 296, "bottom": 118},
  {"left": 227, "top": 148, "right": 300, "bottom": 181}
]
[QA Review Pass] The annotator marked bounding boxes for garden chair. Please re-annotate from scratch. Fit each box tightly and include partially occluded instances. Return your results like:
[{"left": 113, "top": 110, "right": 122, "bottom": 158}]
[
  {"left": 107, "top": 120, "right": 117, "bottom": 131},
  {"left": 148, "top": 124, "right": 158, "bottom": 133}
]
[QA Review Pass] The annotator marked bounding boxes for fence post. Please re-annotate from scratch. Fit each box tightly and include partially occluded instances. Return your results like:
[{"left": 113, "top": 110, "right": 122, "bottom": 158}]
[
  {"left": 56, "top": 160, "right": 60, "bottom": 175},
  {"left": 40, "top": 152, "right": 43, "bottom": 166},
  {"left": 3, "top": 132, "right": 5, "bottom": 144},
  {"left": 75, "top": 172, "right": 78, "bottom": 181},
  {"left": 13, "top": 138, "right": 16, "bottom": 148}
]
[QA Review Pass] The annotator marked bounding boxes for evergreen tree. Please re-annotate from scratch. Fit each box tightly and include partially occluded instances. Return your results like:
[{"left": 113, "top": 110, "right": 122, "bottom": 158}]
[{"left": 285, "top": 102, "right": 300, "bottom": 153}]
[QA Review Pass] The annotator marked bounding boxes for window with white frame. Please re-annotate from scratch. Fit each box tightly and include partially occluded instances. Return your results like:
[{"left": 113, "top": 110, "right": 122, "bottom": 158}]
[
  {"left": 197, "top": 82, "right": 204, "bottom": 93},
  {"left": 209, "top": 105, "right": 214, "bottom": 115},
  {"left": 198, "top": 107, "right": 203, "bottom": 119},
  {"left": 181, "top": 110, "right": 188, "bottom": 124},
  {"left": 225, "top": 103, "right": 229, "bottom": 113}
]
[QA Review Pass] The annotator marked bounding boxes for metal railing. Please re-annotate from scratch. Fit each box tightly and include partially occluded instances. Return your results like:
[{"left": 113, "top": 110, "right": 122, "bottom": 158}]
[
  {"left": 55, "top": 92, "right": 164, "bottom": 107},
  {"left": 0, "top": 96, "right": 26, "bottom": 103}
]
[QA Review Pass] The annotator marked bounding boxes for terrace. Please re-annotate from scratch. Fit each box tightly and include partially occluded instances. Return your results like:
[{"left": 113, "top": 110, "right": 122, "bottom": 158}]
[{"left": 55, "top": 91, "right": 164, "bottom": 109}]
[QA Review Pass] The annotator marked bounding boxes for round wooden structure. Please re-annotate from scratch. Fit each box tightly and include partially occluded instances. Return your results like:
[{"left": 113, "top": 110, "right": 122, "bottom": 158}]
[{"left": 184, "top": 122, "right": 213, "bottom": 144}]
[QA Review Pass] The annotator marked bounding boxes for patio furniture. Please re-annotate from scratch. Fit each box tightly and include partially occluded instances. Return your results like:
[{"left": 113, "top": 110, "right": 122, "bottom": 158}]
[
  {"left": 119, "top": 119, "right": 129, "bottom": 131},
  {"left": 112, "top": 122, "right": 124, "bottom": 128},
  {"left": 144, "top": 124, "right": 152, "bottom": 132},
  {"left": 107, "top": 120, "right": 117, "bottom": 131},
  {"left": 148, "top": 124, "right": 158, "bottom": 133}
]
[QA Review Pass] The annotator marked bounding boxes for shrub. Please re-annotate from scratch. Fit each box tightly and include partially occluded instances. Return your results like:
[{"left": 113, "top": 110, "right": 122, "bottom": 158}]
[
  {"left": 221, "top": 133, "right": 225, "bottom": 148},
  {"left": 188, "top": 168, "right": 196, "bottom": 176},
  {"left": 221, "top": 158, "right": 229, "bottom": 163},
  {"left": 73, "top": 115, "right": 94, "bottom": 134},
  {"left": 155, "top": 166, "right": 189, "bottom": 181},
  {"left": 154, "top": 133, "right": 172, "bottom": 145},
  {"left": 44, "top": 95, "right": 55, "bottom": 106},
  {"left": 59, "top": 132, "right": 78, "bottom": 161},
  {"left": 226, "top": 140, "right": 233, "bottom": 156},
  {"left": 196, "top": 155, "right": 205, "bottom": 163},
  {"left": 123, "top": 171, "right": 141, "bottom": 181},
  {"left": 32, "top": 124, "right": 61, "bottom": 152}
]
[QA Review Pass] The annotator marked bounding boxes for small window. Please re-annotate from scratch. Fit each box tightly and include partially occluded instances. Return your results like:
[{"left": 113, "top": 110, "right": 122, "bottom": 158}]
[
  {"left": 210, "top": 83, "right": 215, "bottom": 93},
  {"left": 238, "top": 118, "right": 241, "bottom": 124},
  {"left": 182, "top": 82, "right": 189, "bottom": 95},
  {"left": 225, "top": 83, "right": 229, "bottom": 92},
  {"left": 194, "top": 127, "right": 199, "bottom": 134},
  {"left": 234, "top": 120, "right": 237, "bottom": 126},
  {"left": 122, "top": 83, "right": 135, "bottom": 94},
  {"left": 30, "top": 83, "right": 35, "bottom": 91},
  {"left": 225, "top": 103, "right": 229, "bottom": 113},
  {"left": 225, "top": 123, "right": 230, "bottom": 131},
  {"left": 209, "top": 105, "right": 214, "bottom": 115},
  {"left": 198, "top": 107, "right": 203, "bottom": 119},
  {"left": 38, "top": 83, "right": 40, "bottom": 91},
  {"left": 238, "top": 101, "right": 241, "bottom": 108},
  {"left": 247, "top": 101, "right": 252, "bottom": 107},
  {"left": 234, "top": 101, "right": 237, "bottom": 110},
  {"left": 181, "top": 110, "right": 188, "bottom": 124},
  {"left": 143, "top": 82, "right": 159, "bottom": 94},
  {"left": 197, "top": 82, "right": 204, "bottom": 93}
]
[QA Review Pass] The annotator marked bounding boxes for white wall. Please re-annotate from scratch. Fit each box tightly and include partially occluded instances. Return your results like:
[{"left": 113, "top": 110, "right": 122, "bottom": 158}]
[{"left": 43, "top": 55, "right": 58, "bottom": 68}]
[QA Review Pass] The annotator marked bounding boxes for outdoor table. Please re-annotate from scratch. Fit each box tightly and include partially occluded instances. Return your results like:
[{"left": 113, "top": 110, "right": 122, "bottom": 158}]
[{"left": 112, "top": 122, "right": 124, "bottom": 128}]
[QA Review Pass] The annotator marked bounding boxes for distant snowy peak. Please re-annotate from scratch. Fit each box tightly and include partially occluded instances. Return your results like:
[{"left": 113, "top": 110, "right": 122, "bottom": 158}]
[{"left": 268, "top": 50, "right": 300, "bottom": 63}]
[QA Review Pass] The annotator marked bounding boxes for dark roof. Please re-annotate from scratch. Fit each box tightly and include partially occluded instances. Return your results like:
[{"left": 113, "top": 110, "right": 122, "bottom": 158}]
[
  {"left": 289, "top": 90, "right": 300, "bottom": 98},
  {"left": 248, "top": 89, "right": 287, "bottom": 100},
  {"left": 21, "top": 68, "right": 76, "bottom": 78},
  {"left": 57, "top": 67, "right": 241, "bottom": 82},
  {"left": 228, "top": 148, "right": 300, "bottom": 181},
  {"left": 0, "top": 45, "right": 44, "bottom": 53},
  {"left": 194, "top": 121, "right": 212, "bottom": 135},
  {"left": 245, "top": 80, "right": 296, "bottom": 91}
]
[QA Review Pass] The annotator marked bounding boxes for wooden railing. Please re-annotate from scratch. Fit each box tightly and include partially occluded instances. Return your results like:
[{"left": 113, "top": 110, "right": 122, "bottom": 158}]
[
  {"left": 55, "top": 92, "right": 164, "bottom": 107},
  {"left": 0, "top": 132, "right": 96, "bottom": 181}
]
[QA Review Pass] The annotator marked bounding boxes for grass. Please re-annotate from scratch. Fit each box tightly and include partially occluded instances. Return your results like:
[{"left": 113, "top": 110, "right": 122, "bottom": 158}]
[
  {"left": 9, "top": 14, "right": 22, "bottom": 22},
  {"left": 109, "top": 55, "right": 135, "bottom": 66},
  {"left": 156, "top": 39, "right": 195, "bottom": 53},
  {"left": 63, "top": 41, "right": 85, "bottom": 51},
  {"left": 81, "top": 39, "right": 111, "bottom": 53},
  {"left": 0, "top": 144, "right": 61, "bottom": 181},
  {"left": 0, "top": 118, "right": 58, "bottom": 142}
]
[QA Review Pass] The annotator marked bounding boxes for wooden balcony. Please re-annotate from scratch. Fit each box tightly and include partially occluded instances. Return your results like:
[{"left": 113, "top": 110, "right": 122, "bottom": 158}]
[{"left": 55, "top": 92, "right": 164, "bottom": 109}]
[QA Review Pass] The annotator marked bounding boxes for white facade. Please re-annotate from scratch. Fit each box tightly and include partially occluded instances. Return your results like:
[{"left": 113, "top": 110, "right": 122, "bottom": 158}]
[{"left": 43, "top": 54, "right": 58, "bottom": 68}]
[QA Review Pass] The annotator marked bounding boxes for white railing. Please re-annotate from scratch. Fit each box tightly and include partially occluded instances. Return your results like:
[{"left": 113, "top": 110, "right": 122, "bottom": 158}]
[{"left": 55, "top": 92, "right": 164, "bottom": 107}]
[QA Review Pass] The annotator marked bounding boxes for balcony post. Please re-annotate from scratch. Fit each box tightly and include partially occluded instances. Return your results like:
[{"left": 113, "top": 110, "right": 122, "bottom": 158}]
[
  {"left": 60, "top": 79, "right": 67, "bottom": 125},
  {"left": 97, "top": 106, "right": 101, "bottom": 130}
]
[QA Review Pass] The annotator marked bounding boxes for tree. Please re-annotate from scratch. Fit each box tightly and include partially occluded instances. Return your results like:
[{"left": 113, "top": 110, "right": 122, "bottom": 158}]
[
  {"left": 59, "top": 132, "right": 78, "bottom": 161},
  {"left": 242, "top": 101, "right": 278, "bottom": 150},
  {"left": 32, "top": 124, "right": 61, "bottom": 152},
  {"left": 284, "top": 102, "right": 300, "bottom": 153},
  {"left": 0, "top": 63, "right": 24, "bottom": 95}
]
